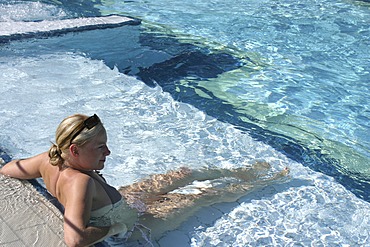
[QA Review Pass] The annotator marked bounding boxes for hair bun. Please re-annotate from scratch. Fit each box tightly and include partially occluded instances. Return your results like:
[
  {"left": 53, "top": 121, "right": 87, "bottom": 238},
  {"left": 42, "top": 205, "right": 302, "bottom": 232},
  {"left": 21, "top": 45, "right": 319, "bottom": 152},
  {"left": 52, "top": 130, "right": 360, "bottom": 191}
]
[{"left": 48, "top": 143, "right": 64, "bottom": 167}]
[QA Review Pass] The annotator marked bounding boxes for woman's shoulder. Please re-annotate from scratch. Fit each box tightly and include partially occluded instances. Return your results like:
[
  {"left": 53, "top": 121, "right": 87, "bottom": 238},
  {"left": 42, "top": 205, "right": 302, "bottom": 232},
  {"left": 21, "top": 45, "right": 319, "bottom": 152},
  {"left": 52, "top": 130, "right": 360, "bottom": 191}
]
[
  {"left": 60, "top": 169, "right": 95, "bottom": 189},
  {"left": 57, "top": 169, "right": 96, "bottom": 204}
]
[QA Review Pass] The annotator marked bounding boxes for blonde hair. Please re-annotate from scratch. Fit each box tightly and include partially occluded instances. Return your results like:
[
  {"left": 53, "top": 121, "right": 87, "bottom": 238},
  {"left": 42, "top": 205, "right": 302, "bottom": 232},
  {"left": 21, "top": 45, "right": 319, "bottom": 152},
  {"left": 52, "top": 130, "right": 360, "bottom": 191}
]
[{"left": 48, "top": 114, "right": 104, "bottom": 167}]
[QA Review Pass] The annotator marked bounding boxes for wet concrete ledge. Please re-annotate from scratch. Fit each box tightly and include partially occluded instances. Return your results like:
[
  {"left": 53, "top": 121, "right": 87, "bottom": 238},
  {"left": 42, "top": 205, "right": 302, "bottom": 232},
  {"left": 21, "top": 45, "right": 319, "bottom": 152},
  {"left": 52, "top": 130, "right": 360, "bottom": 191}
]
[
  {"left": 0, "top": 172, "right": 66, "bottom": 246},
  {"left": 0, "top": 15, "right": 141, "bottom": 43}
]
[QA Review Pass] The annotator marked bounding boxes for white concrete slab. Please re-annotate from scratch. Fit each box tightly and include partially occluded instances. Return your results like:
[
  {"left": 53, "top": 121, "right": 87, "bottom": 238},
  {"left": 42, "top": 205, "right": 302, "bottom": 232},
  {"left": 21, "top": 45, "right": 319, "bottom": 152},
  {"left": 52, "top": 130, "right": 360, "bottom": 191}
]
[
  {"left": 0, "top": 173, "right": 66, "bottom": 246},
  {"left": 0, "top": 15, "right": 139, "bottom": 40}
]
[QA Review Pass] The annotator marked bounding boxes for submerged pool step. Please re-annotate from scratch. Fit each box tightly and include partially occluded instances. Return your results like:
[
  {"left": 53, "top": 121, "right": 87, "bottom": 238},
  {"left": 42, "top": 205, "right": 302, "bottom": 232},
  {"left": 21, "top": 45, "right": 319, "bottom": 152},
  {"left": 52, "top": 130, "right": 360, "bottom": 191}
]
[{"left": 0, "top": 15, "right": 140, "bottom": 41}]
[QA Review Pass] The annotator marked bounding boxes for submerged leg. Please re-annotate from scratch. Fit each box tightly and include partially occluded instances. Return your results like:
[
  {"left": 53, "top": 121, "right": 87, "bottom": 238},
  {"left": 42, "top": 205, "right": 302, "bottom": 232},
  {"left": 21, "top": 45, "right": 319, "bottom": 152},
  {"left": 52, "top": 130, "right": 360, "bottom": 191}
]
[
  {"left": 146, "top": 166, "right": 289, "bottom": 216},
  {"left": 118, "top": 165, "right": 244, "bottom": 209},
  {"left": 119, "top": 161, "right": 288, "bottom": 216},
  {"left": 118, "top": 167, "right": 194, "bottom": 214},
  {"left": 129, "top": 166, "right": 289, "bottom": 241},
  {"left": 120, "top": 161, "right": 272, "bottom": 195},
  {"left": 118, "top": 167, "right": 191, "bottom": 200},
  {"left": 119, "top": 161, "right": 273, "bottom": 198}
]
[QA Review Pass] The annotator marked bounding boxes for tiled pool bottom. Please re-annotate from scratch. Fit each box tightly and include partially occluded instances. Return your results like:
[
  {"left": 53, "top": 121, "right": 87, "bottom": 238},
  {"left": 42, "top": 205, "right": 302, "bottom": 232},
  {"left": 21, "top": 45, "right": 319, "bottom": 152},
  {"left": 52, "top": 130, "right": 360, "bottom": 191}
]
[{"left": 0, "top": 173, "right": 65, "bottom": 247}]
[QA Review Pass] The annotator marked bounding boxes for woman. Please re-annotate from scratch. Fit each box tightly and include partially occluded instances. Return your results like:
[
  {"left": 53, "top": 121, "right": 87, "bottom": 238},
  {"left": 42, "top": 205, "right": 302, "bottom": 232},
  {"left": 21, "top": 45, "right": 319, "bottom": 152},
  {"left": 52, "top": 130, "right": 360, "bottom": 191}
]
[
  {"left": 0, "top": 114, "right": 289, "bottom": 246},
  {"left": 0, "top": 114, "right": 134, "bottom": 246}
]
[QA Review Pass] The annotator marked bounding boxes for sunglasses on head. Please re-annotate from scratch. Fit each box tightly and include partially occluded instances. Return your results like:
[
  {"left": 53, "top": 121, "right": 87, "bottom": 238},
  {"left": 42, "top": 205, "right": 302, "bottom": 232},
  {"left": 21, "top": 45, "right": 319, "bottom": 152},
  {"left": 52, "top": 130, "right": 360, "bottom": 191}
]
[{"left": 70, "top": 114, "right": 101, "bottom": 144}]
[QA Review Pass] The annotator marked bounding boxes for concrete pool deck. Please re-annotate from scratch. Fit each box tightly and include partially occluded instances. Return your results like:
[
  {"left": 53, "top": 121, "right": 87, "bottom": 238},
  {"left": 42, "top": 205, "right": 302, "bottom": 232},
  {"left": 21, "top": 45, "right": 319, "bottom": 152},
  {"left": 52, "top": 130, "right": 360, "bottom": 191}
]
[{"left": 0, "top": 174, "right": 66, "bottom": 246}]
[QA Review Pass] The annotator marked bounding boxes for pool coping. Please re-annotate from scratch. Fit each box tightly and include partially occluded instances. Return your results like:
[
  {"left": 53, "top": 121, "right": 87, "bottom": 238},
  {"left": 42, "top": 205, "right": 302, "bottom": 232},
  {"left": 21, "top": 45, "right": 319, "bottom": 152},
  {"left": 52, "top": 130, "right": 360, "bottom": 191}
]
[
  {"left": 0, "top": 173, "right": 66, "bottom": 246},
  {"left": 0, "top": 15, "right": 141, "bottom": 43}
]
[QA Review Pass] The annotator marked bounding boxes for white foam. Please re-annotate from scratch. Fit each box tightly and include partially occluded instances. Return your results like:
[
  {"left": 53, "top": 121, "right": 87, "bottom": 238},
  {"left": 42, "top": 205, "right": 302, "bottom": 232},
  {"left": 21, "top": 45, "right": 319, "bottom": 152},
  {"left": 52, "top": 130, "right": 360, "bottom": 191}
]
[
  {"left": 0, "top": 53, "right": 369, "bottom": 246},
  {"left": 0, "top": 1, "right": 67, "bottom": 22}
]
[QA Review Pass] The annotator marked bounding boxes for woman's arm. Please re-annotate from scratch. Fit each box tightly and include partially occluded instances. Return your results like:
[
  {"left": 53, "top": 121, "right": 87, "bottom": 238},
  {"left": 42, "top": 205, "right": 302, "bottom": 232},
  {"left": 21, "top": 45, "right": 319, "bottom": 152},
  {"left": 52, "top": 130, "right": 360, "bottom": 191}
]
[
  {"left": 62, "top": 173, "right": 115, "bottom": 247},
  {"left": 0, "top": 152, "right": 47, "bottom": 179}
]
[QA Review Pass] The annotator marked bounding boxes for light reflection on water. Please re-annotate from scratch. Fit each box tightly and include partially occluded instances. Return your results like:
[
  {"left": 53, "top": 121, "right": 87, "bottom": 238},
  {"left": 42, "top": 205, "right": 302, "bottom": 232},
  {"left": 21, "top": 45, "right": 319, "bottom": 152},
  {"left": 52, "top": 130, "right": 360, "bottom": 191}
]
[
  {"left": 94, "top": 0, "right": 370, "bottom": 183},
  {"left": 1, "top": 0, "right": 368, "bottom": 185},
  {"left": 0, "top": 53, "right": 369, "bottom": 245},
  {"left": 1, "top": 0, "right": 370, "bottom": 245}
]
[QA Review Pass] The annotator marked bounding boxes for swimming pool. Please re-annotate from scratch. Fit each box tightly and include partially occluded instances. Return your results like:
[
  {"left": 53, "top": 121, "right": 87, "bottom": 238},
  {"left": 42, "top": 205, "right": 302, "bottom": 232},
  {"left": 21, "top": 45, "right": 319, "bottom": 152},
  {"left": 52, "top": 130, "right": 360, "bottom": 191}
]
[{"left": 0, "top": 0, "right": 369, "bottom": 246}]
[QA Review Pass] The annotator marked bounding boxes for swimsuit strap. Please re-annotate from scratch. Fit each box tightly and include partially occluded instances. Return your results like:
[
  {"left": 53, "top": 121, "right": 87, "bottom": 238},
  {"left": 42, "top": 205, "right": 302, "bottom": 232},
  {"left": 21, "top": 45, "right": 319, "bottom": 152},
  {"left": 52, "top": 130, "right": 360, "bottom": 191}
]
[
  {"left": 88, "top": 171, "right": 121, "bottom": 204},
  {"left": 95, "top": 170, "right": 106, "bottom": 182}
]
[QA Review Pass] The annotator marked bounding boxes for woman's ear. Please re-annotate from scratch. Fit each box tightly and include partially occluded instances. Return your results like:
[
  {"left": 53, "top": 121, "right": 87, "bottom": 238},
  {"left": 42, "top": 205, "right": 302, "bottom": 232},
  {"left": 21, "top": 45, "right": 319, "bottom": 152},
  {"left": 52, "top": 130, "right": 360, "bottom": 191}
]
[{"left": 69, "top": 144, "right": 79, "bottom": 157}]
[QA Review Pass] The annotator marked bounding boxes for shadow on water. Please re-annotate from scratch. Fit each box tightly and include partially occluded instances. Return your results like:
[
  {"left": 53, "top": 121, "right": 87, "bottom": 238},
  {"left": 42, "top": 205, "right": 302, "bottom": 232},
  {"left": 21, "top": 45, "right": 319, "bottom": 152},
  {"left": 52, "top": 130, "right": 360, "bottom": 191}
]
[
  {"left": 1, "top": 20, "right": 369, "bottom": 202},
  {"left": 0, "top": 149, "right": 11, "bottom": 164}
]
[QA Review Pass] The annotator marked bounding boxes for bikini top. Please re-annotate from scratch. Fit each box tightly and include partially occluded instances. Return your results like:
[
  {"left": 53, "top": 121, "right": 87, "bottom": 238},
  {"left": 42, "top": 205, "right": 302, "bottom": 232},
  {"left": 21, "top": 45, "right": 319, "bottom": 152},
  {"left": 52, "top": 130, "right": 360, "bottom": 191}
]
[{"left": 88, "top": 172, "right": 137, "bottom": 230}]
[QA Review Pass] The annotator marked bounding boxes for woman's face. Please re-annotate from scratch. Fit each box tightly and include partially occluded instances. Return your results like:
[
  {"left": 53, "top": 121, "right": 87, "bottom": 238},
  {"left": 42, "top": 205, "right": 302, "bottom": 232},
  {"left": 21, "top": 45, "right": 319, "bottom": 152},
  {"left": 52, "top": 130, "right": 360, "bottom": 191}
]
[{"left": 76, "top": 128, "right": 111, "bottom": 171}]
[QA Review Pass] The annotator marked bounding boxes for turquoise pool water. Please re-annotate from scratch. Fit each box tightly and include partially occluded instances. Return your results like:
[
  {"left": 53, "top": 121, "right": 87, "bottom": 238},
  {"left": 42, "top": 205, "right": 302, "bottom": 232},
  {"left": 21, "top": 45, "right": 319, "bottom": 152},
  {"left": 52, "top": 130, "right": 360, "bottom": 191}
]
[
  {"left": 0, "top": 0, "right": 369, "bottom": 246},
  {"left": 98, "top": 0, "right": 370, "bottom": 198}
]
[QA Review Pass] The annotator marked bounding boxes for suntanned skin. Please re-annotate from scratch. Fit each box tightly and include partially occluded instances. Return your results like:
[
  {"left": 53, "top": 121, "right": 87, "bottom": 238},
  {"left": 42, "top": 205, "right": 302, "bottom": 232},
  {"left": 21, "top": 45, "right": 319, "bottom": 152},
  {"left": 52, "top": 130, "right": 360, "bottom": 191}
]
[{"left": 0, "top": 129, "right": 121, "bottom": 247}]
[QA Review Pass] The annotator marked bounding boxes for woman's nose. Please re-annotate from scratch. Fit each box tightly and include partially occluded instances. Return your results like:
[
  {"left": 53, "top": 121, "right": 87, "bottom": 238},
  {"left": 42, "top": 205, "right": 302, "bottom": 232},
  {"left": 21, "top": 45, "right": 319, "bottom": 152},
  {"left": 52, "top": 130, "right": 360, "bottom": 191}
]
[{"left": 105, "top": 146, "right": 111, "bottom": 156}]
